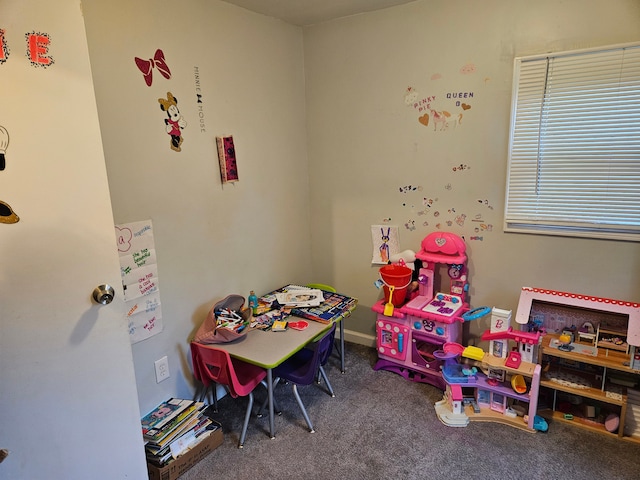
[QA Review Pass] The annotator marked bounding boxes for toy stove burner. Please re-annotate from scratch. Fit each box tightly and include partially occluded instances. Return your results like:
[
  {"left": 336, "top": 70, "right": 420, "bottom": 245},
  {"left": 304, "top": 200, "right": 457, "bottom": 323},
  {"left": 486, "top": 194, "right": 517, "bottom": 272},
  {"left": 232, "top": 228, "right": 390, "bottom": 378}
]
[{"left": 422, "top": 293, "right": 464, "bottom": 318}]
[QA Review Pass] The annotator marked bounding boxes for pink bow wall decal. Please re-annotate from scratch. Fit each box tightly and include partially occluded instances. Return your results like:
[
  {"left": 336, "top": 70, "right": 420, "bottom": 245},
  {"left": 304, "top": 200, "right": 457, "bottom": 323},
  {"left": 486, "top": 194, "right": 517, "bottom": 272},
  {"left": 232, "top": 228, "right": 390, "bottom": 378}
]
[{"left": 134, "top": 49, "right": 171, "bottom": 87}]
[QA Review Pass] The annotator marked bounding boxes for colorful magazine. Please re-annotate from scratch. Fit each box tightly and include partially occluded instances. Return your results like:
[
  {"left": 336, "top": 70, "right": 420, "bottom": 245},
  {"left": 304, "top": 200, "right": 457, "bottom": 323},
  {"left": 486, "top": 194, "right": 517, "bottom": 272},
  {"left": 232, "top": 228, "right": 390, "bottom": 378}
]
[
  {"left": 143, "top": 402, "right": 203, "bottom": 443},
  {"left": 141, "top": 398, "right": 194, "bottom": 433},
  {"left": 291, "top": 290, "right": 358, "bottom": 324}
]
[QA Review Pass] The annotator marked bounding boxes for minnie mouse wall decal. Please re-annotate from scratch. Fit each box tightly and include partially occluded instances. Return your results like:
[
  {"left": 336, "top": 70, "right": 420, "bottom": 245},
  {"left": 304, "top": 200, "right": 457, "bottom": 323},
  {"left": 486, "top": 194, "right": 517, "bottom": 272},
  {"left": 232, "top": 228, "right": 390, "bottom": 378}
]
[
  {"left": 0, "top": 125, "right": 19, "bottom": 224},
  {"left": 158, "top": 92, "right": 187, "bottom": 152},
  {"left": 134, "top": 49, "right": 171, "bottom": 87}
]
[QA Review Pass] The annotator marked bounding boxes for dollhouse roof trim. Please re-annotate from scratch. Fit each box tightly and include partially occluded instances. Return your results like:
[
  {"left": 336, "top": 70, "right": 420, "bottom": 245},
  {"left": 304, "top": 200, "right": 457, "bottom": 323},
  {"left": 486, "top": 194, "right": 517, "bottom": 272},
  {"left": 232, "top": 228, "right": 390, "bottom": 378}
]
[{"left": 515, "top": 287, "right": 640, "bottom": 347}]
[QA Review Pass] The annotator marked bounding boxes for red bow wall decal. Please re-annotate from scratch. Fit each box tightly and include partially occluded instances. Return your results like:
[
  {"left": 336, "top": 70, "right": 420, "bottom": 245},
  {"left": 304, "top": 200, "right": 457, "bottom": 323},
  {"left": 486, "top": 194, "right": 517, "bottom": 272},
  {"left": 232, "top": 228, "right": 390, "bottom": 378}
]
[{"left": 134, "top": 49, "right": 171, "bottom": 87}]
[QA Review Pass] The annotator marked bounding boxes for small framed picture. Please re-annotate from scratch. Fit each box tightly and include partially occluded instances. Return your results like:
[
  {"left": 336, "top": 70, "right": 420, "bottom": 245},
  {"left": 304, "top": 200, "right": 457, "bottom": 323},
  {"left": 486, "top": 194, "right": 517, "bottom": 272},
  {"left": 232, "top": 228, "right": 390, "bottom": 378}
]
[
  {"left": 477, "top": 389, "right": 490, "bottom": 406},
  {"left": 491, "top": 393, "right": 506, "bottom": 413}
]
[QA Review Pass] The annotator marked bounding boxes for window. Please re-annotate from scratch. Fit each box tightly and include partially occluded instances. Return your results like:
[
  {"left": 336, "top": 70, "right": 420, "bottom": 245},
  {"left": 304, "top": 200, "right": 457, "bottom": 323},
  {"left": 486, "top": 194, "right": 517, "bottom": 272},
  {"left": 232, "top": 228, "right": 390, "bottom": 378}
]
[{"left": 504, "top": 43, "right": 640, "bottom": 241}]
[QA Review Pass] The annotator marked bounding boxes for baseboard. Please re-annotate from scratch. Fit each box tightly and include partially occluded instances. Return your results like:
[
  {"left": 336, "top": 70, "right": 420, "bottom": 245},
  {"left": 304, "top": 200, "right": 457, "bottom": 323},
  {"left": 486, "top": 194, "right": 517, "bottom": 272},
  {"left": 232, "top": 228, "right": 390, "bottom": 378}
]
[{"left": 341, "top": 329, "right": 376, "bottom": 348}]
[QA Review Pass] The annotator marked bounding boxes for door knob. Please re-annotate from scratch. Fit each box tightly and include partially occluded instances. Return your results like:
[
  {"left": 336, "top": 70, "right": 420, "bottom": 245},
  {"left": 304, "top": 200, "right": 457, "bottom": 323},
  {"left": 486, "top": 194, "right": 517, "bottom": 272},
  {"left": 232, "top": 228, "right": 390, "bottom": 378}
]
[{"left": 92, "top": 284, "right": 115, "bottom": 305}]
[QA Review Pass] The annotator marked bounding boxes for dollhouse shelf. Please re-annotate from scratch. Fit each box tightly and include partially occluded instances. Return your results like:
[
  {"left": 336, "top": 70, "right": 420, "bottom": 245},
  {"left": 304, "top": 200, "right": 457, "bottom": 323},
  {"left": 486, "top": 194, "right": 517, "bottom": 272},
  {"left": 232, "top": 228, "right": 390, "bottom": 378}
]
[
  {"left": 539, "top": 334, "right": 640, "bottom": 443},
  {"left": 465, "top": 354, "right": 542, "bottom": 431},
  {"left": 482, "top": 353, "right": 540, "bottom": 377},
  {"left": 441, "top": 352, "right": 542, "bottom": 432},
  {"left": 596, "top": 326, "right": 630, "bottom": 353},
  {"left": 462, "top": 404, "right": 534, "bottom": 432},
  {"left": 539, "top": 334, "right": 638, "bottom": 375}
]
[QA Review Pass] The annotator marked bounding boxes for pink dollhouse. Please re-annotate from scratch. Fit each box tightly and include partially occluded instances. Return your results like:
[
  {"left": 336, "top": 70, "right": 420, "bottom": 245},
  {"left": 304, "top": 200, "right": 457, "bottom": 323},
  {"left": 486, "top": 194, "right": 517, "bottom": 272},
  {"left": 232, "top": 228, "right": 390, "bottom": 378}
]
[
  {"left": 435, "top": 307, "right": 544, "bottom": 432},
  {"left": 373, "top": 232, "right": 470, "bottom": 389}
]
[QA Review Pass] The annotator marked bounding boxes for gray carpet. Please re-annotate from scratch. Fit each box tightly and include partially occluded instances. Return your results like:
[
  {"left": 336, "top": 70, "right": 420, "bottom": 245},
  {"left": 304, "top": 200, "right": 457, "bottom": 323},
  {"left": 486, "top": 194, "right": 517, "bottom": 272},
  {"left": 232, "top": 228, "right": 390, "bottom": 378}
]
[{"left": 181, "top": 343, "right": 640, "bottom": 480}]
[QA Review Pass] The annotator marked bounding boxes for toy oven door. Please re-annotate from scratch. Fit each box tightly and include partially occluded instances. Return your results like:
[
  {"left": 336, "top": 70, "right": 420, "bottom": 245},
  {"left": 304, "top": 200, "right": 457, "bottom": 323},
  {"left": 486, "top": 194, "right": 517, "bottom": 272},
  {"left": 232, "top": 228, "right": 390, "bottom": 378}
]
[{"left": 376, "top": 318, "right": 409, "bottom": 361}]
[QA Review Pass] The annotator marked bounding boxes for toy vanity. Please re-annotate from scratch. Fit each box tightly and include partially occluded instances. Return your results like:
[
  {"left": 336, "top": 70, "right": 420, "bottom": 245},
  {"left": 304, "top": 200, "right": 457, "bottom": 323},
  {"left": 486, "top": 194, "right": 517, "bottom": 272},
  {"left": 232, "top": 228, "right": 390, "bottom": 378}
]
[{"left": 372, "top": 232, "right": 470, "bottom": 389}]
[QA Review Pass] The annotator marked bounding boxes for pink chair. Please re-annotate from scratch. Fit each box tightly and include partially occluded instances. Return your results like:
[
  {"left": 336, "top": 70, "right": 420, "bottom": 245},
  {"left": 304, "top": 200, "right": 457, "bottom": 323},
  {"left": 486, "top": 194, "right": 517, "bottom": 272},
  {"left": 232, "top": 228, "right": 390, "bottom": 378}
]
[{"left": 191, "top": 342, "right": 267, "bottom": 448}]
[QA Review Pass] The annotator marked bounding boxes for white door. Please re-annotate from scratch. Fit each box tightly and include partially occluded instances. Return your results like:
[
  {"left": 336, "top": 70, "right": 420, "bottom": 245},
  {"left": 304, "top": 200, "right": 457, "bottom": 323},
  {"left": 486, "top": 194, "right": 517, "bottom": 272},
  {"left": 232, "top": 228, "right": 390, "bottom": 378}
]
[{"left": 0, "top": 1, "right": 147, "bottom": 479}]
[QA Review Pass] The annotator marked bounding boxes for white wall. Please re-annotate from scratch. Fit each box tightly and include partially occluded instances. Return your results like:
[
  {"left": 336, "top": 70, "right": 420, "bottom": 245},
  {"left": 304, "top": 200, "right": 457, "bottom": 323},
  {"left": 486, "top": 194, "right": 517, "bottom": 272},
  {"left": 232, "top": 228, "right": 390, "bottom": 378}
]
[
  {"left": 303, "top": 0, "right": 640, "bottom": 340},
  {"left": 82, "top": 0, "right": 640, "bottom": 419},
  {"left": 82, "top": 0, "right": 311, "bottom": 415}
]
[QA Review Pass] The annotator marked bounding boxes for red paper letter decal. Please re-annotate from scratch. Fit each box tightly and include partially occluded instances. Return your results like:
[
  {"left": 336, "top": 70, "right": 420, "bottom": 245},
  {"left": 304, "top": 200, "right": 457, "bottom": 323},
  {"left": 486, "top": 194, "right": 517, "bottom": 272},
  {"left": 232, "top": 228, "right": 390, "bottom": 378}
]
[
  {"left": 0, "top": 29, "right": 8, "bottom": 64},
  {"left": 26, "top": 32, "right": 53, "bottom": 68}
]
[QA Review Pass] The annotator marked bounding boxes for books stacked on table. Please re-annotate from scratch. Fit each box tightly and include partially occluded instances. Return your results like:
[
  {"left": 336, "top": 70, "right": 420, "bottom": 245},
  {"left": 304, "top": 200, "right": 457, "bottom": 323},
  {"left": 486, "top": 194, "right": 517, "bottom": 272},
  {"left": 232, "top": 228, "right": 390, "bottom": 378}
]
[
  {"left": 260, "top": 285, "right": 358, "bottom": 325},
  {"left": 292, "top": 289, "right": 358, "bottom": 324},
  {"left": 142, "top": 398, "right": 218, "bottom": 467}
]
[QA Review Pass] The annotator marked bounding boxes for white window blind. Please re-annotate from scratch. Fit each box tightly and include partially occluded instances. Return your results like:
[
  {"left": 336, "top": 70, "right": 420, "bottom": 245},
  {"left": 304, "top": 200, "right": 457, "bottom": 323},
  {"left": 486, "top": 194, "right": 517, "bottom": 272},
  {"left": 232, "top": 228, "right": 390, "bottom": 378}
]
[{"left": 504, "top": 42, "right": 640, "bottom": 241}]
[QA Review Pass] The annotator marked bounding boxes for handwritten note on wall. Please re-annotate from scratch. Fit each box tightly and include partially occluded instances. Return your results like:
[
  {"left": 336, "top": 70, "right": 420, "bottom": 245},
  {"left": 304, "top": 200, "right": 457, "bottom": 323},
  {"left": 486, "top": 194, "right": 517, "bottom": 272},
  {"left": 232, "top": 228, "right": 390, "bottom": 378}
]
[{"left": 115, "top": 219, "right": 163, "bottom": 344}]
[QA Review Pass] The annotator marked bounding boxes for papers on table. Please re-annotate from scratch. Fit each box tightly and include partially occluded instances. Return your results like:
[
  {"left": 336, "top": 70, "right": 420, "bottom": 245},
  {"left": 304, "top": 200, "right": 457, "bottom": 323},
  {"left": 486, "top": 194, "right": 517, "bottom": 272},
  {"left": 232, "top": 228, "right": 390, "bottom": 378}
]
[{"left": 275, "top": 288, "right": 324, "bottom": 307}]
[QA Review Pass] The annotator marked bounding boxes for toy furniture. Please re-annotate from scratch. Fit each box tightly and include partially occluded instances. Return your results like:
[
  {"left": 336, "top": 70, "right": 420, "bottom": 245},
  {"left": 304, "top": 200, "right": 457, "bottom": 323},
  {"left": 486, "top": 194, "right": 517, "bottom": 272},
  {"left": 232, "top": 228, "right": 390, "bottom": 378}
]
[
  {"left": 373, "top": 232, "right": 469, "bottom": 389},
  {"left": 436, "top": 307, "right": 544, "bottom": 432},
  {"left": 520, "top": 287, "right": 640, "bottom": 443}
]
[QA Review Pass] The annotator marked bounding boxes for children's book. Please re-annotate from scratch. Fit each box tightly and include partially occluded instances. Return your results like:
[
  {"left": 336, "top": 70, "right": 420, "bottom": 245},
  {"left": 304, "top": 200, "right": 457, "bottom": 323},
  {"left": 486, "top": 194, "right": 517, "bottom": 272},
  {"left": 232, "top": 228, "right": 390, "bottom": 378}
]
[
  {"left": 251, "top": 309, "right": 290, "bottom": 330},
  {"left": 145, "top": 412, "right": 202, "bottom": 449},
  {"left": 261, "top": 285, "right": 358, "bottom": 324},
  {"left": 141, "top": 398, "right": 194, "bottom": 434},
  {"left": 275, "top": 289, "right": 324, "bottom": 307},
  {"left": 271, "top": 320, "right": 288, "bottom": 332},
  {"left": 290, "top": 291, "right": 358, "bottom": 324},
  {"left": 143, "top": 402, "right": 202, "bottom": 443}
]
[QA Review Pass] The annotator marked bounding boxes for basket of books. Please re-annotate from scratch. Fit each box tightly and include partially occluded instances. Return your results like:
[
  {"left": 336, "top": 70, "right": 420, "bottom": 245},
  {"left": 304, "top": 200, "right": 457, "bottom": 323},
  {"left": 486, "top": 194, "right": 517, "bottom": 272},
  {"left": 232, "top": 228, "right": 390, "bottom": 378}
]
[{"left": 193, "top": 294, "right": 251, "bottom": 344}]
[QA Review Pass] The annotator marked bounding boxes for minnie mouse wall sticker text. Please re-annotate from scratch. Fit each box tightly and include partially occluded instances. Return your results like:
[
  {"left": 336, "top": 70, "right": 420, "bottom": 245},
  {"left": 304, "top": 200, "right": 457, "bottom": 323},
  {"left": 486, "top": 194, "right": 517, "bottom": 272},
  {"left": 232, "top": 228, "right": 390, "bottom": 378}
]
[
  {"left": 0, "top": 29, "right": 54, "bottom": 67},
  {"left": 194, "top": 66, "right": 206, "bottom": 133}
]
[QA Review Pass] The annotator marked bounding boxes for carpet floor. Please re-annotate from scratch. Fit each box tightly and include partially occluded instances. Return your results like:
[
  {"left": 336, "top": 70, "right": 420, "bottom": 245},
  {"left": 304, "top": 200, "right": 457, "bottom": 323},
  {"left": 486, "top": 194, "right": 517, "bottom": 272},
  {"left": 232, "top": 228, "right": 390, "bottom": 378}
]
[{"left": 180, "top": 342, "right": 640, "bottom": 480}]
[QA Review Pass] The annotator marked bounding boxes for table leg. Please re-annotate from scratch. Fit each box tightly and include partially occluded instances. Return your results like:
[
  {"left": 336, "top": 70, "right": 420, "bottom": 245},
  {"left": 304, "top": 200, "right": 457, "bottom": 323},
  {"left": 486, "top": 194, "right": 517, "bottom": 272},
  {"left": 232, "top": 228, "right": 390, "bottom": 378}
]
[
  {"left": 340, "top": 320, "right": 345, "bottom": 373},
  {"left": 267, "top": 368, "right": 275, "bottom": 438}
]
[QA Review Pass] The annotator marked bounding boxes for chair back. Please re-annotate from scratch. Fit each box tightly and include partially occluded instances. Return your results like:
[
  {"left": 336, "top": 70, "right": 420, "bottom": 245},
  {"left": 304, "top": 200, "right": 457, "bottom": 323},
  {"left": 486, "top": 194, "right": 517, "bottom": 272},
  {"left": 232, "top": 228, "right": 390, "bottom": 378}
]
[
  {"left": 319, "top": 325, "right": 336, "bottom": 366},
  {"left": 306, "top": 283, "right": 337, "bottom": 293},
  {"left": 275, "top": 323, "right": 336, "bottom": 385},
  {"left": 191, "top": 342, "right": 266, "bottom": 398}
]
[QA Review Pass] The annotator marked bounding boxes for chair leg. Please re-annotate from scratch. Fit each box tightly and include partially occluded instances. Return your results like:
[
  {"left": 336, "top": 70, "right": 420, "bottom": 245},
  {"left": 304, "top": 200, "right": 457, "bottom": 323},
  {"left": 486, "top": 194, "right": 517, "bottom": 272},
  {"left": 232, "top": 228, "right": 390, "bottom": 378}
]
[
  {"left": 238, "top": 392, "right": 254, "bottom": 448},
  {"left": 195, "top": 383, "right": 207, "bottom": 403},
  {"left": 339, "top": 320, "right": 345, "bottom": 373},
  {"left": 256, "top": 378, "right": 282, "bottom": 418},
  {"left": 291, "top": 384, "right": 315, "bottom": 433},
  {"left": 318, "top": 366, "right": 335, "bottom": 397},
  {"left": 212, "top": 382, "right": 219, "bottom": 413},
  {"left": 195, "top": 383, "right": 219, "bottom": 413}
]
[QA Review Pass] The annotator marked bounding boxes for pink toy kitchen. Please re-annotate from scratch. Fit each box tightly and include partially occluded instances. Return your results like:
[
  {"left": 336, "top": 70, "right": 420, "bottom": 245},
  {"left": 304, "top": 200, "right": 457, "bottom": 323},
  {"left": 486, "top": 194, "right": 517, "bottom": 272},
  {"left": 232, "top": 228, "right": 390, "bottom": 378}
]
[{"left": 372, "top": 231, "right": 471, "bottom": 389}]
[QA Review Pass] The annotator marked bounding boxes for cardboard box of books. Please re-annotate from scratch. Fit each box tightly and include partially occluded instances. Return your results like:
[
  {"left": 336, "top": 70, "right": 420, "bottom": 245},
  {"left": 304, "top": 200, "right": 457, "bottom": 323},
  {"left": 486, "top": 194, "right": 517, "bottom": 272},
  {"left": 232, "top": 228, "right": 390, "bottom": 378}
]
[
  {"left": 146, "top": 427, "right": 223, "bottom": 480},
  {"left": 142, "top": 398, "right": 223, "bottom": 480}
]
